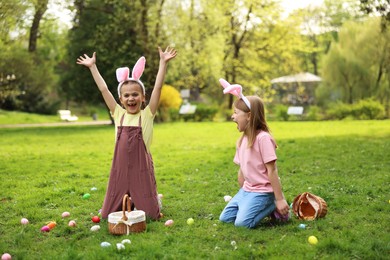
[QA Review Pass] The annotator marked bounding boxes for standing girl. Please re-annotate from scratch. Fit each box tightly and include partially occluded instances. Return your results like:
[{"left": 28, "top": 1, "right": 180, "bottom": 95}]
[
  {"left": 76, "top": 46, "right": 177, "bottom": 220},
  {"left": 218, "top": 79, "right": 289, "bottom": 228}
]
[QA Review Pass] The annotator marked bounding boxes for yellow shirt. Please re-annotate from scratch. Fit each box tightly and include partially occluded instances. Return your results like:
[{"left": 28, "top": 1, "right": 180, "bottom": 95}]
[{"left": 111, "top": 104, "right": 155, "bottom": 153}]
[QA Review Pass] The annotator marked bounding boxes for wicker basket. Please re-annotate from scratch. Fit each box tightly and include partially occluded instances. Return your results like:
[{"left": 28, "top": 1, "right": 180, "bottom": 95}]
[
  {"left": 108, "top": 194, "right": 146, "bottom": 235},
  {"left": 292, "top": 192, "right": 328, "bottom": 220}
]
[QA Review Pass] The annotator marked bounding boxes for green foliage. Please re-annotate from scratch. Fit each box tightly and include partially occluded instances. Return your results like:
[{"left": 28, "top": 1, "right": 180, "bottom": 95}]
[
  {"left": 180, "top": 103, "right": 218, "bottom": 122},
  {"left": 321, "top": 17, "right": 390, "bottom": 110},
  {"left": 351, "top": 99, "right": 386, "bottom": 119},
  {"left": 326, "top": 99, "right": 386, "bottom": 120},
  {"left": 305, "top": 106, "right": 324, "bottom": 121},
  {"left": 0, "top": 45, "right": 60, "bottom": 114},
  {"left": 0, "top": 120, "right": 389, "bottom": 259},
  {"left": 272, "top": 104, "right": 289, "bottom": 121}
]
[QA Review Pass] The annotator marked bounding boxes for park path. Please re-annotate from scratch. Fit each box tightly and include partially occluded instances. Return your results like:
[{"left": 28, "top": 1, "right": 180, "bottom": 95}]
[{"left": 0, "top": 120, "right": 113, "bottom": 128}]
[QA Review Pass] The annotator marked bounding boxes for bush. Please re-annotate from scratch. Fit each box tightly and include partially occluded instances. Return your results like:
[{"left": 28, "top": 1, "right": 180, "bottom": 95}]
[
  {"left": 305, "top": 106, "right": 324, "bottom": 121},
  {"left": 180, "top": 103, "right": 218, "bottom": 122},
  {"left": 158, "top": 85, "right": 182, "bottom": 122},
  {"left": 326, "top": 102, "right": 353, "bottom": 120},
  {"left": 274, "top": 104, "right": 289, "bottom": 121},
  {"left": 326, "top": 99, "right": 385, "bottom": 120},
  {"left": 351, "top": 99, "right": 385, "bottom": 120}
]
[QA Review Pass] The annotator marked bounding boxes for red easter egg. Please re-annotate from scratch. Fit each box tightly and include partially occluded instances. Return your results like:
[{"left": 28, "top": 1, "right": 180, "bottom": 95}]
[{"left": 91, "top": 216, "right": 100, "bottom": 223}]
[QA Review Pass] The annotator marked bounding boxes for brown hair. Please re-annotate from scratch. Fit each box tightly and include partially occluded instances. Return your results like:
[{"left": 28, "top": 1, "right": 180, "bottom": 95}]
[{"left": 234, "top": 96, "right": 270, "bottom": 148}]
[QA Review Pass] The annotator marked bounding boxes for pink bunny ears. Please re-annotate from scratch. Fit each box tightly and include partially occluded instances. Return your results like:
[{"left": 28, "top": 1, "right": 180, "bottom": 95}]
[
  {"left": 116, "top": 56, "right": 146, "bottom": 97},
  {"left": 219, "top": 78, "right": 251, "bottom": 109}
]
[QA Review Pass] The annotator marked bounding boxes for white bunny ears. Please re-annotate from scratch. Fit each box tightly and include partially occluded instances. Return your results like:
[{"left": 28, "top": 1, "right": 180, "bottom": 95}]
[
  {"left": 219, "top": 78, "right": 251, "bottom": 109},
  {"left": 116, "top": 56, "right": 146, "bottom": 97}
]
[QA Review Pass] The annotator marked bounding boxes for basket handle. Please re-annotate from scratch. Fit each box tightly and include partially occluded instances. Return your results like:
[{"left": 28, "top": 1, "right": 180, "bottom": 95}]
[{"left": 121, "top": 194, "right": 132, "bottom": 221}]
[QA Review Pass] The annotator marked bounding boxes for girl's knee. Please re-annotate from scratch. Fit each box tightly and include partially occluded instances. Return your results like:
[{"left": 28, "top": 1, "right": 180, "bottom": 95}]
[
  {"left": 219, "top": 214, "right": 232, "bottom": 223},
  {"left": 234, "top": 218, "right": 256, "bottom": 229}
]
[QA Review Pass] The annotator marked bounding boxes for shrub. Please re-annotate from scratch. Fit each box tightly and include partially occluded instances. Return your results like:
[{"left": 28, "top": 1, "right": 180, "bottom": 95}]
[
  {"left": 305, "top": 106, "right": 324, "bottom": 121},
  {"left": 158, "top": 85, "right": 182, "bottom": 122},
  {"left": 351, "top": 99, "right": 385, "bottom": 120},
  {"left": 326, "top": 99, "right": 385, "bottom": 120},
  {"left": 193, "top": 104, "right": 218, "bottom": 121},
  {"left": 326, "top": 102, "right": 353, "bottom": 120},
  {"left": 179, "top": 103, "right": 218, "bottom": 122},
  {"left": 274, "top": 104, "right": 289, "bottom": 121}
]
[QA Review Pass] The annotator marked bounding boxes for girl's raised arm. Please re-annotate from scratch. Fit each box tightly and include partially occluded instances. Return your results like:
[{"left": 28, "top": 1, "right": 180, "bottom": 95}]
[
  {"left": 149, "top": 46, "right": 177, "bottom": 115},
  {"left": 77, "top": 52, "right": 117, "bottom": 113}
]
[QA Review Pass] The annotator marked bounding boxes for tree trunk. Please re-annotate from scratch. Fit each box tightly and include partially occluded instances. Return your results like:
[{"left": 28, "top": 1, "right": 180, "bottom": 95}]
[{"left": 28, "top": 0, "right": 48, "bottom": 52}]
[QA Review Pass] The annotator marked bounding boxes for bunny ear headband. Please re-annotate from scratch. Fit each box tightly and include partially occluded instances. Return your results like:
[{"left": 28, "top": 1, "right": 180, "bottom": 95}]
[
  {"left": 116, "top": 56, "right": 146, "bottom": 97},
  {"left": 219, "top": 78, "right": 251, "bottom": 109}
]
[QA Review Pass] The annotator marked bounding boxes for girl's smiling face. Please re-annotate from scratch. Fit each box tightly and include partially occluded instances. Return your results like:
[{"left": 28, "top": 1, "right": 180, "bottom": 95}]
[
  {"left": 119, "top": 82, "right": 145, "bottom": 114},
  {"left": 231, "top": 106, "right": 250, "bottom": 132}
]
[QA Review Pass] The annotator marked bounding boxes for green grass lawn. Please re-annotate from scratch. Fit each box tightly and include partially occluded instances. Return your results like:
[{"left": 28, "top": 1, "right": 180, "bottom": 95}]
[
  {"left": 0, "top": 108, "right": 111, "bottom": 125},
  {"left": 0, "top": 120, "right": 389, "bottom": 259}
]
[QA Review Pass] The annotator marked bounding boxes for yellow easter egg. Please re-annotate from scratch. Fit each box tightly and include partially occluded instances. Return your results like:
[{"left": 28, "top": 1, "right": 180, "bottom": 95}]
[{"left": 308, "top": 236, "right": 318, "bottom": 245}]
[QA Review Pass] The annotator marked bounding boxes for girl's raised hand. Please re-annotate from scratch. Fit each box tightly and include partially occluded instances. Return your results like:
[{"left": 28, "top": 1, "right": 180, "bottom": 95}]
[
  {"left": 159, "top": 46, "right": 177, "bottom": 63},
  {"left": 76, "top": 52, "right": 96, "bottom": 68}
]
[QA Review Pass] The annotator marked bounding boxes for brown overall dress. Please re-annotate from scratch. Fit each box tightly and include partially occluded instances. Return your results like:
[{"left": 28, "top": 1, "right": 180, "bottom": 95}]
[{"left": 101, "top": 114, "right": 161, "bottom": 220}]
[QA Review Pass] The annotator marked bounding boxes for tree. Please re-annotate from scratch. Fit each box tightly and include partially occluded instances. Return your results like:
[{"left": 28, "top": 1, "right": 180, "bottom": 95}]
[
  {"left": 360, "top": 0, "right": 390, "bottom": 30},
  {"left": 1, "top": 0, "right": 67, "bottom": 113},
  {"left": 61, "top": 0, "right": 172, "bottom": 115},
  {"left": 321, "top": 18, "right": 390, "bottom": 110},
  {"left": 292, "top": 0, "right": 363, "bottom": 76},
  {"left": 29, "top": 0, "right": 49, "bottom": 52}
]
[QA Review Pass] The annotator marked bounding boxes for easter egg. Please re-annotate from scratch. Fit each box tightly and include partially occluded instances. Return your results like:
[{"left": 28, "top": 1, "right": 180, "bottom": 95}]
[
  {"left": 1, "top": 253, "right": 12, "bottom": 260},
  {"left": 90, "top": 187, "right": 98, "bottom": 191},
  {"left": 186, "top": 218, "right": 194, "bottom": 225},
  {"left": 91, "top": 216, "right": 100, "bottom": 223},
  {"left": 116, "top": 243, "right": 125, "bottom": 250},
  {"left": 21, "top": 218, "right": 29, "bottom": 225},
  {"left": 41, "top": 226, "right": 50, "bottom": 232},
  {"left": 47, "top": 221, "right": 56, "bottom": 230},
  {"left": 68, "top": 220, "right": 76, "bottom": 227},
  {"left": 121, "top": 239, "right": 131, "bottom": 244},
  {"left": 62, "top": 211, "right": 70, "bottom": 218},
  {"left": 82, "top": 193, "right": 91, "bottom": 199},
  {"left": 164, "top": 219, "right": 174, "bottom": 226},
  {"left": 100, "top": 242, "right": 111, "bottom": 247},
  {"left": 298, "top": 224, "right": 306, "bottom": 229},
  {"left": 90, "top": 225, "right": 100, "bottom": 231},
  {"left": 224, "top": 195, "right": 232, "bottom": 202},
  {"left": 308, "top": 236, "right": 318, "bottom": 245},
  {"left": 158, "top": 194, "right": 163, "bottom": 199}
]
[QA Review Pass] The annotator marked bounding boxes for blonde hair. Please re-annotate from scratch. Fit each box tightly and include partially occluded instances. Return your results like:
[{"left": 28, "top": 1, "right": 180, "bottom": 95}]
[{"left": 234, "top": 96, "right": 270, "bottom": 148}]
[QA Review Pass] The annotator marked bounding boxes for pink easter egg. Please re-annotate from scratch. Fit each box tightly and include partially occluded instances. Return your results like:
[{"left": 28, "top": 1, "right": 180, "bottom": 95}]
[
  {"left": 68, "top": 220, "right": 76, "bottom": 227},
  {"left": 41, "top": 225, "right": 50, "bottom": 232},
  {"left": 1, "top": 253, "right": 12, "bottom": 260},
  {"left": 164, "top": 219, "right": 174, "bottom": 226},
  {"left": 20, "top": 218, "right": 29, "bottom": 225},
  {"left": 62, "top": 211, "right": 70, "bottom": 218}
]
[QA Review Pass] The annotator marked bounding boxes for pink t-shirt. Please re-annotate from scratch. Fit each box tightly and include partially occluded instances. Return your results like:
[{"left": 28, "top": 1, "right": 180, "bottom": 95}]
[{"left": 233, "top": 131, "right": 277, "bottom": 193}]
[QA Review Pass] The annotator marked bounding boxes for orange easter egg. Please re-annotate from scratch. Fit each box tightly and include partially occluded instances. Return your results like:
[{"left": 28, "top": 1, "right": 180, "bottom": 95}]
[{"left": 47, "top": 221, "right": 56, "bottom": 230}]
